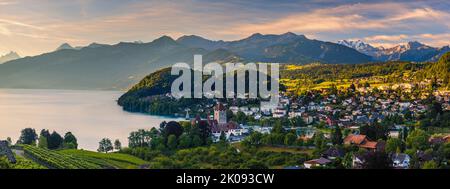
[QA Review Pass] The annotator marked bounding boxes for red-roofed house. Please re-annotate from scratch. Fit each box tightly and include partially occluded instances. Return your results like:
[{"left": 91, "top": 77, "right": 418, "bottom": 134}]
[{"left": 344, "top": 134, "right": 383, "bottom": 151}]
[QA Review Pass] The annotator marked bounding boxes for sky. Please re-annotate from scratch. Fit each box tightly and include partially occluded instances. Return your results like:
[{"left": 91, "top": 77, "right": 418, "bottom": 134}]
[{"left": 1, "top": 0, "right": 450, "bottom": 56}]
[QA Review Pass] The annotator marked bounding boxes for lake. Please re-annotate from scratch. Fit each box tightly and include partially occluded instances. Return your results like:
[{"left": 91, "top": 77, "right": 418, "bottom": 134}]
[{"left": 0, "top": 89, "right": 183, "bottom": 151}]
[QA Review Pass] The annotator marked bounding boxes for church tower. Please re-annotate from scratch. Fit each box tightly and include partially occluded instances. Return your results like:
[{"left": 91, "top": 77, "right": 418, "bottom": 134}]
[{"left": 214, "top": 102, "right": 227, "bottom": 124}]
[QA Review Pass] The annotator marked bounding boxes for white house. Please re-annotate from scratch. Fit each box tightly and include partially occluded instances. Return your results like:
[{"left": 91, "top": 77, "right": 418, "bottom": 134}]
[
  {"left": 304, "top": 157, "right": 331, "bottom": 169},
  {"left": 392, "top": 153, "right": 410, "bottom": 169}
]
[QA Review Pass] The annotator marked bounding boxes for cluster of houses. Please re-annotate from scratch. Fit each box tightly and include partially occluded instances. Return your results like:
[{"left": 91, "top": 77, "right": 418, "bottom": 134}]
[
  {"left": 195, "top": 88, "right": 449, "bottom": 141},
  {"left": 187, "top": 87, "right": 450, "bottom": 169},
  {"left": 197, "top": 88, "right": 449, "bottom": 133},
  {"left": 190, "top": 102, "right": 413, "bottom": 169},
  {"left": 303, "top": 133, "right": 410, "bottom": 169},
  {"left": 304, "top": 134, "right": 450, "bottom": 169}
]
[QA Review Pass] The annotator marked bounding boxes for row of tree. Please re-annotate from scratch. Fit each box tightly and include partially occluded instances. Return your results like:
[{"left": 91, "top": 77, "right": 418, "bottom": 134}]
[
  {"left": 98, "top": 138, "right": 121, "bottom": 153},
  {"left": 17, "top": 128, "right": 78, "bottom": 150}
]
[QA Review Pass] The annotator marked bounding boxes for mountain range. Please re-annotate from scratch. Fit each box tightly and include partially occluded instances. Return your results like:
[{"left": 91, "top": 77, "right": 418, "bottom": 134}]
[
  {"left": 0, "top": 33, "right": 372, "bottom": 90},
  {"left": 337, "top": 40, "right": 450, "bottom": 62},
  {"left": 177, "top": 32, "right": 371, "bottom": 64},
  {"left": 0, "top": 32, "right": 448, "bottom": 90},
  {"left": 0, "top": 51, "right": 20, "bottom": 64}
]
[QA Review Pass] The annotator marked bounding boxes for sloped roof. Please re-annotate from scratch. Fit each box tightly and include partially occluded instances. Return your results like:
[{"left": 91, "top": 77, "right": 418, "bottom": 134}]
[
  {"left": 358, "top": 141, "right": 378, "bottom": 149},
  {"left": 344, "top": 134, "right": 367, "bottom": 145},
  {"left": 304, "top": 157, "right": 331, "bottom": 165},
  {"left": 323, "top": 147, "right": 345, "bottom": 158}
]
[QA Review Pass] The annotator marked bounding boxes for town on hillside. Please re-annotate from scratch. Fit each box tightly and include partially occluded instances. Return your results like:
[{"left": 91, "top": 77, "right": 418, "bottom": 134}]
[{"left": 181, "top": 82, "right": 450, "bottom": 169}]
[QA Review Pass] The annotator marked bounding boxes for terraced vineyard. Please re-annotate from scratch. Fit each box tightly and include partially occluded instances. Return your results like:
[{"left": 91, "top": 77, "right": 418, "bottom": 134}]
[
  {"left": 22, "top": 145, "right": 102, "bottom": 169},
  {"left": 21, "top": 145, "right": 148, "bottom": 169},
  {"left": 11, "top": 156, "right": 47, "bottom": 169},
  {"left": 59, "top": 149, "right": 148, "bottom": 169}
]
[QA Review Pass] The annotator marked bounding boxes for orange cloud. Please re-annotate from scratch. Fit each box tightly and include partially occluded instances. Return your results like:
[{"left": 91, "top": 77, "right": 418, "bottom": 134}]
[{"left": 222, "top": 2, "right": 450, "bottom": 38}]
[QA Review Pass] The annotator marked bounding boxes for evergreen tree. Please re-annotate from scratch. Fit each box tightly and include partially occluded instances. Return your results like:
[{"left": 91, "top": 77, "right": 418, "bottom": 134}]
[
  {"left": 331, "top": 126, "right": 343, "bottom": 145},
  {"left": 18, "top": 128, "right": 38, "bottom": 145},
  {"left": 167, "top": 135, "right": 177, "bottom": 150},
  {"left": 114, "top": 139, "right": 122, "bottom": 151},
  {"left": 219, "top": 131, "right": 227, "bottom": 143},
  {"left": 48, "top": 131, "right": 63, "bottom": 150},
  {"left": 63, "top": 132, "right": 78, "bottom": 149}
]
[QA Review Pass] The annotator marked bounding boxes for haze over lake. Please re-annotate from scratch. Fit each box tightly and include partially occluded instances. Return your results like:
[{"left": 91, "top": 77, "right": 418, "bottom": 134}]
[{"left": 0, "top": 89, "right": 182, "bottom": 151}]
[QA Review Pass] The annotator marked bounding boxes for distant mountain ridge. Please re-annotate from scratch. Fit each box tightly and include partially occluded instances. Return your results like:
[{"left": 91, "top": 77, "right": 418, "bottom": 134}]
[
  {"left": 0, "top": 32, "right": 373, "bottom": 90},
  {"left": 338, "top": 40, "right": 450, "bottom": 62},
  {"left": 0, "top": 36, "right": 222, "bottom": 90},
  {"left": 177, "top": 32, "right": 372, "bottom": 64},
  {"left": 0, "top": 51, "right": 20, "bottom": 64}
]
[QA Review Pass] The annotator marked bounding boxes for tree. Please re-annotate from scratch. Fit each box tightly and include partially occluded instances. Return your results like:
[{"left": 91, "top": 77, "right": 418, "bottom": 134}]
[
  {"left": 290, "top": 116, "right": 306, "bottom": 127},
  {"left": 235, "top": 111, "right": 247, "bottom": 124},
  {"left": 226, "top": 110, "right": 234, "bottom": 121},
  {"left": 422, "top": 160, "right": 438, "bottom": 169},
  {"left": 164, "top": 121, "right": 184, "bottom": 138},
  {"left": 39, "top": 129, "right": 50, "bottom": 139},
  {"left": 0, "top": 157, "right": 11, "bottom": 169},
  {"left": 178, "top": 134, "right": 192, "bottom": 149},
  {"left": 167, "top": 135, "right": 177, "bottom": 150},
  {"left": 98, "top": 138, "right": 113, "bottom": 153},
  {"left": 385, "top": 138, "right": 403, "bottom": 154},
  {"left": 313, "top": 132, "right": 327, "bottom": 156},
  {"left": 159, "top": 121, "right": 167, "bottom": 130},
  {"left": 114, "top": 139, "right": 122, "bottom": 151},
  {"left": 272, "top": 121, "right": 285, "bottom": 134},
  {"left": 48, "top": 131, "right": 63, "bottom": 150},
  {"left": 38, "top": 129, "right": 50, "bottom": 148},
  {"left": 38, "top": 136, "right": 48, "bottom": 149},
  {"left": 284, "top": 133, "right": 297, "bottom": 146},
  {"left": 192, "top": 135, "right": 203, "bottom": 147},
  {"left": 6, "top": 137, "right": 12, "bottom": 146},
  {"left": 342, "top": 152, "right": 354, "bottom": 169},
  {"left": 219, "top": 131, "right": 227, "bottom": 143},
  {"left": 128, "top": 129, "right": 152, "bottom": 148},
  {"left": 150, "top": 136, "right": 165, "bottom": 150},
  {"left": 245, "top": 132, "right": 263, "bottom": 147},
  {"left": 63, "top": 132, "right": 78, "bottom": 149},
  {"left": 331, "top": 126, "right": 343, "bottom": 145},
  {"left": 430, "top": 101, "right": 443, "bottom": 118},
  {"left": 243, "top": 160, "right": 268, "bottom": 169},
  {"left": 406, "top": 129, "right": 430, "bottom": 151},
  {"left": 194, "top": 120, "right": 210, "bottom": 145},
  {"left": 361, "top": 151, "right": 392, "bottom": 169},
  {"left": 18, "top": 128, "right": 38, "bottom": 145},
  {"left": 360, "top": 124, "right": 389, "bottom": 141}
]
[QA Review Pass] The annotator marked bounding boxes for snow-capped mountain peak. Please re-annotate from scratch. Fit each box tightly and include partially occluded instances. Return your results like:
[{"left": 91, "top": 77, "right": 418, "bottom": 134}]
[
  {"left": 337, "top": 39, "right": 380, "bottom": 57},
  {"left": 0, "top": 51, "right": 21, "bottom": 64},
  {"left": 339, "top": 39, "right": 450, "bottom": 62}
]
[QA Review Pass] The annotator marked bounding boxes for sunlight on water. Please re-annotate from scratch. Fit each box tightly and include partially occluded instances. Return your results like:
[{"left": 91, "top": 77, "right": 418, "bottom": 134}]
[{"left": 0, "top": 89, "right": 182, "bottom": 151}]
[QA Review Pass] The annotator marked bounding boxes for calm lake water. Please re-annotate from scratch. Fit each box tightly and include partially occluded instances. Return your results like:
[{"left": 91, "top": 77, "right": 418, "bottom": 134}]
[{"left": 0, "top": 89, "right": 182, "bottom": 151}]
